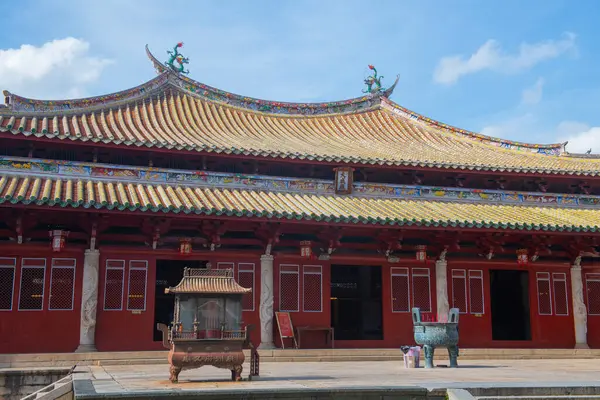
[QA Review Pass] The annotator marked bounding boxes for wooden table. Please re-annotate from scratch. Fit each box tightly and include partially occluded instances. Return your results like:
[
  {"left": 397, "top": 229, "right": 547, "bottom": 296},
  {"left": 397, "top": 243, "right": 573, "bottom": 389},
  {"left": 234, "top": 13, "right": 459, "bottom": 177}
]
[{"left": 295, "top": 326, "right": 335, "bottom": 349}]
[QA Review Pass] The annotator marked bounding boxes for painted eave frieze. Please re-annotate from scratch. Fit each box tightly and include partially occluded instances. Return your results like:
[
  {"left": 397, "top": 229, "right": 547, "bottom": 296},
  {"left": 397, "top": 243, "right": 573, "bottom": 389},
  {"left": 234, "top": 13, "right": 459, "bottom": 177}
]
[{"left": 0, "top": 156, "right": 599, "bottom": 209}]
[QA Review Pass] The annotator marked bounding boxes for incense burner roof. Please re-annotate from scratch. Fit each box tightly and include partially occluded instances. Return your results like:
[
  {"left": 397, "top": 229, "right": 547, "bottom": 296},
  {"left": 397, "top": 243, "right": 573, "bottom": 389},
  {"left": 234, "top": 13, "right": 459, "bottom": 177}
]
[
  {"left": 165, "top": 268, "right": 251, "bottom": 295},
  {"left": 0, "top": 45, "right": 598, "bottom": 176}
]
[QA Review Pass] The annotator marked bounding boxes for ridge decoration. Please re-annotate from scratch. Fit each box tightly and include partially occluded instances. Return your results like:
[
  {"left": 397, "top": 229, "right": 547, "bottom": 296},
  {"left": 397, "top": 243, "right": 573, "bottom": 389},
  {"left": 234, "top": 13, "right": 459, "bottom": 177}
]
[
  {"left": 165, "top": 42, "right": 190, "bottom": 75},
  {"left": 363, "top": 65, "right": 385, "bottom": 94}
]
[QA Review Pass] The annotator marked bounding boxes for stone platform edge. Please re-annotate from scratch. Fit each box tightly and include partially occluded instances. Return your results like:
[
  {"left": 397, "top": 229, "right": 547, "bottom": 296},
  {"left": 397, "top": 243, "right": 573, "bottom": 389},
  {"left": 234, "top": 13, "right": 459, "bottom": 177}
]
[
  {"left": 2, "top": 348, "right": 600, "bottom": 368},
  {"left": 73, "top": 383, "right": 446, "bottom": 400}
]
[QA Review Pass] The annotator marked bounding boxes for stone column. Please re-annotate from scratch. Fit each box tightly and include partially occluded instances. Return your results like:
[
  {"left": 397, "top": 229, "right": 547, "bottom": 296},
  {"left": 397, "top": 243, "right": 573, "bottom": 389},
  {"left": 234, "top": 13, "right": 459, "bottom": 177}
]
[
  {"left": 258, "top": 254, "right": 275, "bottom": 349},
  {"left": 570, "top": 258, "right": 589, "bottom": 349},
  {"left": 435, "top": 257, "right": 450, "bottom": 319},
  {"left": 76, "top": 249, "right": 100, "bottom": 352}
]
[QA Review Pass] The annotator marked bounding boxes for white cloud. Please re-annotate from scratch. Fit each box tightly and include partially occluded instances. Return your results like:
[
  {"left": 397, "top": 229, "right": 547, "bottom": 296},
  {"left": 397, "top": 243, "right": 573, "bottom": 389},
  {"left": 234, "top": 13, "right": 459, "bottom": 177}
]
[
  {"left": 0, "top": 37, "right": 112, "bottom": 99},
  {"left": 557, "top": 121, "right": 600, "bottom": 154},
  {"left": 480, "top": 116, "right": 600, "bottom": 154},
  {"left": 433, "top": 32, "right": 576, "bottom": 85},
  {"left": 479, "top": 113, "right": 539, "bottom": 141},
  {"left": 521, "top": 78, "right": 545, "bottom": 105}
]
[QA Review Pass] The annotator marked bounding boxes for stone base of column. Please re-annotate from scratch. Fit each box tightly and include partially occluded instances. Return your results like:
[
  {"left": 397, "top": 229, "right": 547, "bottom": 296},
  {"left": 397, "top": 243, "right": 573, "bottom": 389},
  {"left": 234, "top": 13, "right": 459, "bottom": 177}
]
[
  {"left": 258, "top": 342, "right": 276, "bottom": 350},
  {"left": 75, "top": 344, "right": 98, "bottom": 353},
  {"left": 575, "top": 343, "right": 590, "bottom": 349}
]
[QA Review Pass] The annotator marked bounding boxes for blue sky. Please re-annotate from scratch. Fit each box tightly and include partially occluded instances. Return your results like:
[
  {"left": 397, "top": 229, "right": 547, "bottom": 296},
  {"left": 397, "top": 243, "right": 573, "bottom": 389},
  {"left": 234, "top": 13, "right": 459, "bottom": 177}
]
[{"left": 1, "top": 0, "right": 599, "bottom": 152}]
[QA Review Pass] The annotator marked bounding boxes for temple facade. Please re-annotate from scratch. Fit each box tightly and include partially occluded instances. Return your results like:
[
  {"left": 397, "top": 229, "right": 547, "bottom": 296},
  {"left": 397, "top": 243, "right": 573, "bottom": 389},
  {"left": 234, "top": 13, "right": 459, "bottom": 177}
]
[{"left": 0, "top": 44, "right": 599, "bottom": 354}]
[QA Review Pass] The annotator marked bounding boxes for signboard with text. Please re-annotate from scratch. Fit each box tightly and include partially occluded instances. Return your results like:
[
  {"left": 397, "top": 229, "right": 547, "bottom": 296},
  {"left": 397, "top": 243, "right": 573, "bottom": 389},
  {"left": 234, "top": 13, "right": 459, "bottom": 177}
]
[{"left": 275, "top": 312, "right": 297, "bottom": 349}]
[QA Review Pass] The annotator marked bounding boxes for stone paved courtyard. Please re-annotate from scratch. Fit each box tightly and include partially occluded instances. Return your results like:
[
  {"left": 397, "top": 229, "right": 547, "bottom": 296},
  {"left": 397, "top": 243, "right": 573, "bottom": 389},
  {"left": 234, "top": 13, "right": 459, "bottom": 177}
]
[{"left": 73, "top": 358, "right": 600, "bottom": 398}]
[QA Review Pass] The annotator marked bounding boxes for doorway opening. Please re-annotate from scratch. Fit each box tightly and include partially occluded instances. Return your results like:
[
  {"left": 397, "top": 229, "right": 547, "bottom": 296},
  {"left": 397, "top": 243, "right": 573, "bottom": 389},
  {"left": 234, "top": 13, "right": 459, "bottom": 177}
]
[
  {"left": 330, "top": 265, "right": 383, "bottom": 341},
  {"left": 490, "top": 269, "right": 531, "bottom": 341},
  {"left": 153, "top": 259, "right": 207, "bottom": 341}
]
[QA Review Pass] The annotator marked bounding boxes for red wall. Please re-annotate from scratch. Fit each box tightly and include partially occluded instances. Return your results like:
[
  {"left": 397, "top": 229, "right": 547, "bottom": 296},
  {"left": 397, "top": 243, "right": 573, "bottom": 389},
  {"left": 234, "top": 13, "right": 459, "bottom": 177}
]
[
  {"left": 95, "top": 254, "right": 157, "bottom": 351},
  {"left": 272, "top": 259, "right": 438, "bottom": 349},
  {"left": 531, "top": 266, "right": 575, "bottom": 348},
  {"left": 95, "top": 253, "right": 261, "bottom": 352},
  {"left": 383, "top": 262, "right": 437, "bottom": 349},
  {"left": 273, "top": 258, "right": 332, "bottom": 348},
  {"left": 447, "top": 266, "right": 489, "bottom": 347},
  {"left": 0, "top": 246, "right": 84, "bottom": 354},
  {"left": 269, "top": 258, "right": 580, "bottom": 350},
  {"left": 584, "top": 267, "right": 600, "bottom": 348},
  {"left": 447, "top": 262, "right": 575, "bottom": 348},
  {"left": 1, "top": 244, "right": 593, "bottom": 353}
]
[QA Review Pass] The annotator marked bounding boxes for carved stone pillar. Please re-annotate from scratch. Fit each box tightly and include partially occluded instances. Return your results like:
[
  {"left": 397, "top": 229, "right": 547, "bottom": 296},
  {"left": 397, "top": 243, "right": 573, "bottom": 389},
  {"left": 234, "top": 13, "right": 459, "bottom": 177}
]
[
  {"left": 76, "top": 249, "right": 100, "bottom": 352},
  {"left": 258, "top": 254, "right": 275, "bottom": 349},
  {"left": 570, "top": 260, "right": 589, "bottom": 349},
  {"left": 435, "top": 258, "right": 450, "bottom": 319}
]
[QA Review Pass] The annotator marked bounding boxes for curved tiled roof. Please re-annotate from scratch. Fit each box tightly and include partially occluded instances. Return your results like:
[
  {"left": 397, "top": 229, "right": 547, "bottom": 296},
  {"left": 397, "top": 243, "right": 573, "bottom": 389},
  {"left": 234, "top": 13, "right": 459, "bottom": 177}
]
[
  {"left": 0, "top": 46, "right": 598, "bottom": 176},
  {"left": 2, "top": 173, "right": 600, "bottom": 232},
  {"left": 165, "top": 268, "right": 251, "bottom": 294}
]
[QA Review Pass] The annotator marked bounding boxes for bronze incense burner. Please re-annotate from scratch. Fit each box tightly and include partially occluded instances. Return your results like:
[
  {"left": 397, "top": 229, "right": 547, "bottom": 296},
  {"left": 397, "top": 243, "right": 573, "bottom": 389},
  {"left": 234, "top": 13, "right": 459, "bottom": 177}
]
[
  {"left": 412, "top": 307, "right": 460, "bottom": 368},
  {"left": 157, "top": 268, "right": 255, "bottom": 383}
]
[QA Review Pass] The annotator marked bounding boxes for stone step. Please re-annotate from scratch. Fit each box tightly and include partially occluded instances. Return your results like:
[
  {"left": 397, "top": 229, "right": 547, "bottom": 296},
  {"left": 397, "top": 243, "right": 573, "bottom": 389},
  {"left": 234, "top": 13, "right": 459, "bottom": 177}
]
[
  {"left": 469, "top": 386, "right": 600, "bottom": 398},
  {"left": 477, "top": 397, "right": 600, "bottom": 400},
  {"left": 2, "top": 348, "right": 600, "bottom": 368}
]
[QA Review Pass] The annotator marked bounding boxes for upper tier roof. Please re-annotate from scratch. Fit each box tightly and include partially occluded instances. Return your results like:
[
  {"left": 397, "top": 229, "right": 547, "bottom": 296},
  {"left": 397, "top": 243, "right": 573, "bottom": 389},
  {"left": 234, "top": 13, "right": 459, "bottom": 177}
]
[{"left": 1, "top": 45, "right": 598, "bottom": 176}]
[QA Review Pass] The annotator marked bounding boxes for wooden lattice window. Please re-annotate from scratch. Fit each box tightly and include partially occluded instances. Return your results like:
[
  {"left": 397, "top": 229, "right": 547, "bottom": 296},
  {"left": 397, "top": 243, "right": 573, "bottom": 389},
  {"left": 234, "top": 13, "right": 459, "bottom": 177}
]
[
  {"left": 49, "top": 258, "right": 76, "bottom": 311},
  {"left": 536, "top": 272, "right": 552, "bottom": 315},
  {"left": 586, "top": 273, "right": 600, "bottom": 316},
  {"left": 451, "top": 269, "right": 467, "bottom": 314},
  {"left": 0, "top": 258, "right": 16, "bottom": 311},
  {"left": 279, "top": 264, "right": 299, "bottom": 312},
  {"left": 468, "top": 270, "right": 485, "bottom": 314},
  {"left": 18, "top": 258, "right": 46, "bottom": 311},
  {"left": 238, "top": 263, "right": 255, "bottom": 312},
  {"left": 412, "top": 268, "right": 431, "bottom": 312},
  {"left": 104, "top": 259, "right": 125, "bottom": 311},
  {"left": 552, "top": 272, "right": 569, "bottom": 316},
  {"left": 303, "top": 265, "right": 322, "bottom": 312},
  {"left": 391, "top": 267, "right": 410, "bottom": 312},
  {"left": 127, "top": 260, "right": 147, "bottom": 311}
]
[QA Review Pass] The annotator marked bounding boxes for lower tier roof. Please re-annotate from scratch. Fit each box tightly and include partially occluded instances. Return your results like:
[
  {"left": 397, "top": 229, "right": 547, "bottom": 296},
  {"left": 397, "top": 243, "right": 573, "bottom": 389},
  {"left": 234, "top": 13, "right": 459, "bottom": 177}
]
[{"left": 1, "top": 174, "right": 600, "bottom": 232}]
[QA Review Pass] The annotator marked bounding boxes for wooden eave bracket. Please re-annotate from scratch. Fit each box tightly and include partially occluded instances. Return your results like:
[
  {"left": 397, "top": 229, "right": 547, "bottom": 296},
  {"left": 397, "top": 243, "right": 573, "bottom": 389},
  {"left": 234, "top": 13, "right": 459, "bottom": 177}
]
[
  {"left": 376, "top": 229, "right": 403, "bottom": 257},
  {"left": 256, "top": 222, "right": 281, "bottom": 256}
]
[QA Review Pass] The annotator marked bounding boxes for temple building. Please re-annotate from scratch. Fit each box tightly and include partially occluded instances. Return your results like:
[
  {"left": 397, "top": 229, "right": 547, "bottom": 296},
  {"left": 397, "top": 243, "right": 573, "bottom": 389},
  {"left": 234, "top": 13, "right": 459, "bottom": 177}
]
[{"left": 0, "top": 44, "right": 599, "bottom": 354}]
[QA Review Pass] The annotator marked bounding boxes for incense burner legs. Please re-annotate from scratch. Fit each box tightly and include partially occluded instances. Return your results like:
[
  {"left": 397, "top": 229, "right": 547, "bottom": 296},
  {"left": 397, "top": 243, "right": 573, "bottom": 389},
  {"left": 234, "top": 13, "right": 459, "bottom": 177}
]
[
  {"left": 422, "top": 344, "right": 458, "bottom": 368},
  {"left": 448, "top": 345, "right": 459, "bottom": 368},
  {"left": 169, "top": 365, "right": 182, "bottom": 383},
  {"left": 167, "top": 345, "right": 245, "bottom": 383},
  {"left": 423, "top": 345, "right": 435, "bottom": 369},
  {"left": 168, "top": 358, "right": 243, "bottom": 383},
  {"left": 231, "top": 365, "right": 243, "bottom": 381}
]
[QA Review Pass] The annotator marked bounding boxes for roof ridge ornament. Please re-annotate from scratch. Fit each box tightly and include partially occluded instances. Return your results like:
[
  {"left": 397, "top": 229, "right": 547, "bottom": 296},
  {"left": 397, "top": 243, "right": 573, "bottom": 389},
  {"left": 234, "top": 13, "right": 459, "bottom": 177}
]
[
  {"left": 363, "top": 65, "right": 399, "bottom": 98},
  {"left": 165, "top": 42, "right": 190, "bottom": 75},
  {"left": 363, "top": 65, "right": 384, "bottom": 94}
]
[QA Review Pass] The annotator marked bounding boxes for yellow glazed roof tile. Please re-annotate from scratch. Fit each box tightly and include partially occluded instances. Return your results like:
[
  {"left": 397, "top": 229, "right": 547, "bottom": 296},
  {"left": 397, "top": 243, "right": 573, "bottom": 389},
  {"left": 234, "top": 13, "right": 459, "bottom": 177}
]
[
  {"left": 2, "top": 83, "right": 600, "bottom": 176},
  {"left": 2, "top": 174, "right": 600, "bottom": 231}
]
